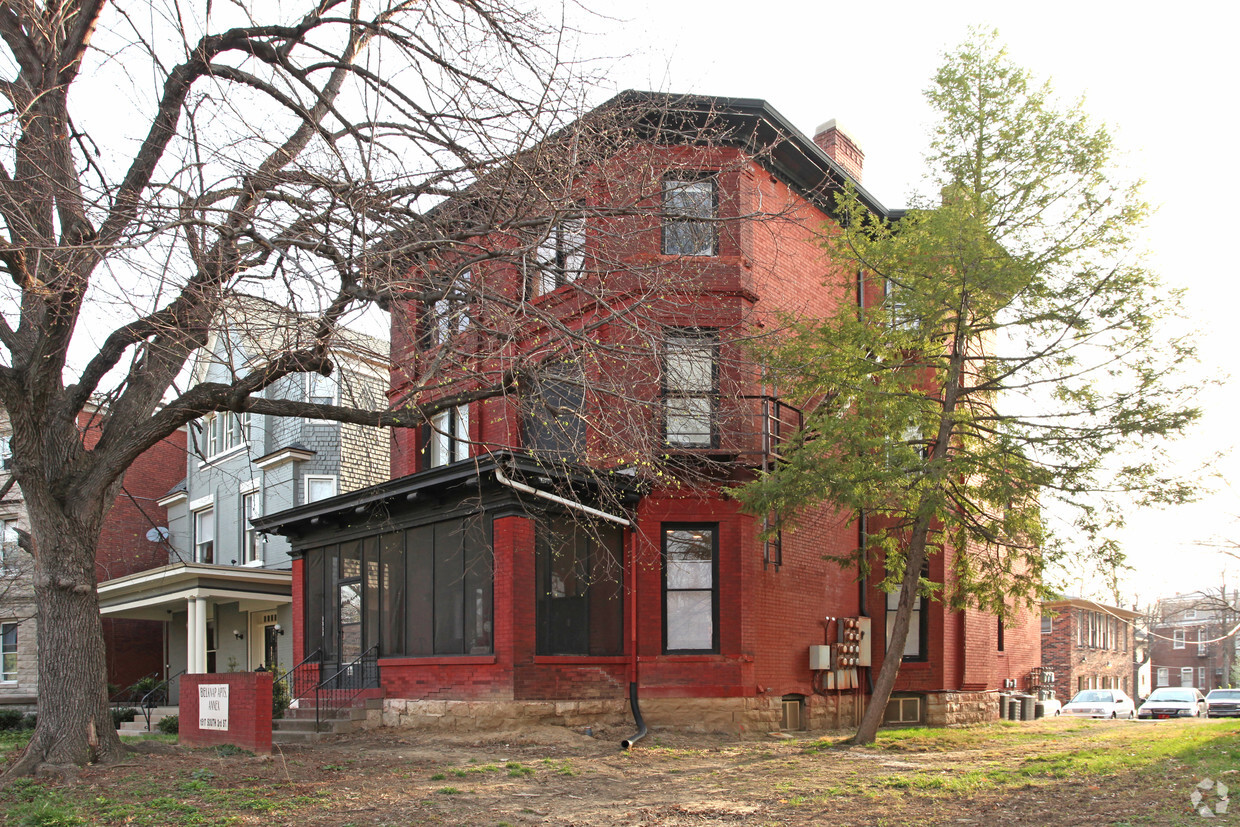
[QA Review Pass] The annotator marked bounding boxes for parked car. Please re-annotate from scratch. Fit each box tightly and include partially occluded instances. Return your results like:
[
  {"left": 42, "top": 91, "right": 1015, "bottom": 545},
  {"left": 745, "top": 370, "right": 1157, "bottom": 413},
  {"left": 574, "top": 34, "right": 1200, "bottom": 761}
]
[
  {"left": 1061, "top": 689, "right": 1136, "bottom": 719},
  {"left": 1205, "top": 689, "right": 1240, "bottom": 718},
  {"left": 1037, "top": 694, "right": 1062, "bottom": 717},
  {"left": 1137, "top": 687, "right": 1207, "bottom": 719}
]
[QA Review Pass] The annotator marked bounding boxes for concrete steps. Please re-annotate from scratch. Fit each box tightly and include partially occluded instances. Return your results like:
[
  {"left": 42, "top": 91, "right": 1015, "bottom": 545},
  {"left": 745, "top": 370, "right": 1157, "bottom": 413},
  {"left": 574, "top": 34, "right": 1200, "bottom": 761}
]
[
  {"left": 118, "top": 706, "right": 179, "bottom": 734},
  {"left": 272, "top": 698, "right": 382, "bottom": 745}
]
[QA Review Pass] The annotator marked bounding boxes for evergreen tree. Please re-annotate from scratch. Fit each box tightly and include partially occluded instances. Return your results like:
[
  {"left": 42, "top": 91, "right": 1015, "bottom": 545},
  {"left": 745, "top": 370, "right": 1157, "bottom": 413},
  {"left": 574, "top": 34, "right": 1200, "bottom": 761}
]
[{"left": 734, "top": 30, "right": 1200, "bottom": 745}]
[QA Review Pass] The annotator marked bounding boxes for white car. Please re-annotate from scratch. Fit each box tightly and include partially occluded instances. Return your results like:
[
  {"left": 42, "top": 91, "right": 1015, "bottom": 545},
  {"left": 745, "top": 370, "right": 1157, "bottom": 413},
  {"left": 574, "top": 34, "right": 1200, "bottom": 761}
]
[
  {"left": 1061, "top": 689, "right": 1136, "bottom": 719},
  {"left": 1038, "top": 695, "right": 1062, "bottom": 717},
  {"left": 1137, "top": 687, "right": 1207, "bottom": 719}
]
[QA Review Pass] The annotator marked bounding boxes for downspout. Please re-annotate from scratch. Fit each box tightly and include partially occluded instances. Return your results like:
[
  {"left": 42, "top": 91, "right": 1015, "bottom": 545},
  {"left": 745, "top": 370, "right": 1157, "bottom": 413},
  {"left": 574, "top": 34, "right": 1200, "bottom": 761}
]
[
  {"left": 856, "top": 271, "right": 874, "bottom": 695},
  {"left": 492, "top": 466, "right": 644, "bottom": 745},
  {"left": 621, "top": 521, "right": 647, "bottom": 749},
  {"left": 493, "top": 467, "right": 630, "bottom": 527},
  {"left": 858, "top": 511, "right": 873, "bottom": 694}
]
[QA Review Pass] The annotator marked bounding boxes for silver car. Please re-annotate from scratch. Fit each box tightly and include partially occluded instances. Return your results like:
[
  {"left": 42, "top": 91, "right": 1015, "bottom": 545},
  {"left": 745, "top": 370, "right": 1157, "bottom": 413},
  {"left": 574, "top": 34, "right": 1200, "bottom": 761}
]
[
  {"left": 1061, "top": 689, "right": 1136, "bottom": 719},
  {"left": 1138, "top": 687, "right": 1207, "bottom": 719}
]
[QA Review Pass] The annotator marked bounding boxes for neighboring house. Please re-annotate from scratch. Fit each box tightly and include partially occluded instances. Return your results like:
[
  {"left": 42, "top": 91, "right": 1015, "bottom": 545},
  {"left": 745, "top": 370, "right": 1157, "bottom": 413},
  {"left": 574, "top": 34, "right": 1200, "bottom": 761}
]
[
  {"left": 97, "top": 298, "right": 389, "bottom": 683},
  {"left": 258, "top": 93, "right": 1041, "bottom": 733},
  {"left": 1148, "top": 591, "right": 1239, "bottom": 692},
  {"left": 1040, "top": 597, "right": 1139, "bottom": 705},
  {"left": 0, "top": 406, "right": 186, "bottom": 708}
]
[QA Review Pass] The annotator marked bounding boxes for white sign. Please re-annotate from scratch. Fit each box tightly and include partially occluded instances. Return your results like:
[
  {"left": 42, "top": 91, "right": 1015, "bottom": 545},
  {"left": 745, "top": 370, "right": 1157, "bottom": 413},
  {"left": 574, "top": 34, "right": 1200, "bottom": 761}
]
[{"left": 198, "top": 683, "right": 230, "bottom": 731}]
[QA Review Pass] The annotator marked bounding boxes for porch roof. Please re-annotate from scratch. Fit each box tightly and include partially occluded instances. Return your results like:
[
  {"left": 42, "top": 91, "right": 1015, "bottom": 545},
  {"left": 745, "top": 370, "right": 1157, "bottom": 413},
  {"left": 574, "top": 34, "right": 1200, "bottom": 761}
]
[{"left": 97, "top": 562, "right": 292, "bottom": 621}]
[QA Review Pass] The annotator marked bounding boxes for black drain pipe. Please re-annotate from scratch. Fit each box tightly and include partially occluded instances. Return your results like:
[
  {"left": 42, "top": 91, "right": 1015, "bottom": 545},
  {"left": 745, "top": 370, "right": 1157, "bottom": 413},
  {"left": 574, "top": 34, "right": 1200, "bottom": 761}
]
[{"left": 621, "top": 681, "right": 647, "bottom": 749}]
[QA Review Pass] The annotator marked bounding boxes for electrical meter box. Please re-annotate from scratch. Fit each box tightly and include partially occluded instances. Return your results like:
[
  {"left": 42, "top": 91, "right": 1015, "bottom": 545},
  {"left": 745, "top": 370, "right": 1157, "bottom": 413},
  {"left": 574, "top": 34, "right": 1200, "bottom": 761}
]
[{"left": 809, "top": 645, "right": 832, "bottom": 671}]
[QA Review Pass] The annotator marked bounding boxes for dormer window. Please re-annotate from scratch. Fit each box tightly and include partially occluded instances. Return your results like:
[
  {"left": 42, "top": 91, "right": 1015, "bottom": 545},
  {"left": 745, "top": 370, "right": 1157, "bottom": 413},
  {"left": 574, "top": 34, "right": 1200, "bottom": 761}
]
[{"left": 662, "top": 177, "right": 717, "bottom": 256}]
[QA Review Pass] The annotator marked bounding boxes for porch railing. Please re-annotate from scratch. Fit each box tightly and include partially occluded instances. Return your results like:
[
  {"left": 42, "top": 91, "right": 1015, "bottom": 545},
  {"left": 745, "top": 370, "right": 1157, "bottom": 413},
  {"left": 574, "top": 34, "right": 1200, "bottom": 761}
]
[
  {"left": 669, "top": 395, "right": 803, "bottom": 463},
  {"left": 314, "top": 646, "right": 380, "bottom": 730},
  {"left": 140, "top": 669, "right": 185, "bottom": 731},
  {"left": 274, "top": 647, "right": 323, "bottom": 706}
]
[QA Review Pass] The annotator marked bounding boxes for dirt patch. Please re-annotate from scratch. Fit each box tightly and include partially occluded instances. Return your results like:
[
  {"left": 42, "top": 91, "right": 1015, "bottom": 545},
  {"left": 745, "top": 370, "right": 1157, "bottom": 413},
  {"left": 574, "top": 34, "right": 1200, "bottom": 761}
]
[{"left": 3, "top": 718, "right": 1236, "bottom": 826}]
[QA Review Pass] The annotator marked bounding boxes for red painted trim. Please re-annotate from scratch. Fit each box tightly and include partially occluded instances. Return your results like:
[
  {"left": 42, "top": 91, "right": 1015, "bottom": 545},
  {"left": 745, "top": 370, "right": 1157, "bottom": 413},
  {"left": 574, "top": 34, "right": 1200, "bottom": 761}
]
[{"left": 533, "top": 656, "right": 630, "bottom": 665}]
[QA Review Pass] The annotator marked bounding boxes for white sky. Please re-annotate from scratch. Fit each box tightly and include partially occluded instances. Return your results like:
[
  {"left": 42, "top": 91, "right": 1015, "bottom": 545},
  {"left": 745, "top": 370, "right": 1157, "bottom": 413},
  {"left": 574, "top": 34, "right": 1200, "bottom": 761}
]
[{"left": 562, "top": 0, "right": 1240, "bottom": 604}]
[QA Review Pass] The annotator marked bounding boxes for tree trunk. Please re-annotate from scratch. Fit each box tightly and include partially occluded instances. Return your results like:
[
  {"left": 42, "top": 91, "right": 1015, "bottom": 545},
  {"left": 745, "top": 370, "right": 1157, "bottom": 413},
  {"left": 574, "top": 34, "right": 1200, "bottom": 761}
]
[
  {"left": 850, "top": 521, "right": 930, "bottom": 745},
  {"left": 5, "top": 496, "right": 125, "bottom": 776}
]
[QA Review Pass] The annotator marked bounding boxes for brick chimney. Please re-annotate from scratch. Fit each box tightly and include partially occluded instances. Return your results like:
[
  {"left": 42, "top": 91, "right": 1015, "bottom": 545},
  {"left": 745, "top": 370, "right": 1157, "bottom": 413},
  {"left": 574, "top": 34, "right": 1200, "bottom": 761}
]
[{"left": 813, "top": 119, "right": 864, "bottom": 183}]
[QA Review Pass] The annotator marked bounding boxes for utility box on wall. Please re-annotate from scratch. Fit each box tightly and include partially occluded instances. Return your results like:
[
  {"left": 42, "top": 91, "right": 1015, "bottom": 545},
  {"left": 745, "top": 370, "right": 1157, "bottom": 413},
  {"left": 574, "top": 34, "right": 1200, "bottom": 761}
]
[
  {"left": 179, "top": 672, "right": 273, "bottom": 754},
  {"left": 809, "top": 645, "right": 832, "bottom": 671}
]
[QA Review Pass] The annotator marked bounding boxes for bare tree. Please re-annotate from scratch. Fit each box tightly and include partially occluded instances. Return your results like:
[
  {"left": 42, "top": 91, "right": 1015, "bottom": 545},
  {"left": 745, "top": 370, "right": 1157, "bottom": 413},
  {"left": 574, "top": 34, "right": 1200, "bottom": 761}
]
[{"left": 0, "top": 0, "right": 795, "bottom": 774}]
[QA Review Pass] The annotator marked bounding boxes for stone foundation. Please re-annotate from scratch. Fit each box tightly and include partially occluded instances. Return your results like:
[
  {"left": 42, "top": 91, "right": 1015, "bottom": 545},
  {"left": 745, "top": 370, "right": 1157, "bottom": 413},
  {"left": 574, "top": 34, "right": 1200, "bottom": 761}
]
[
  {"left": 375, "top": 693, "right": 863, "bottom": 734},
  {"left": 924, "top": 691, "right": 999, "bottom": 726}
]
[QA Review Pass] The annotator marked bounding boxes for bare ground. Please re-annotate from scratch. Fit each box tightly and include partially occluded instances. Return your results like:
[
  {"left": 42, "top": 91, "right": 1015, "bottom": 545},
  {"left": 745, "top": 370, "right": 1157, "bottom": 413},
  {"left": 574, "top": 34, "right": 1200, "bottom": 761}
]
[{"left": 4, "top": 717, "right": 1239, "bottom": 826}]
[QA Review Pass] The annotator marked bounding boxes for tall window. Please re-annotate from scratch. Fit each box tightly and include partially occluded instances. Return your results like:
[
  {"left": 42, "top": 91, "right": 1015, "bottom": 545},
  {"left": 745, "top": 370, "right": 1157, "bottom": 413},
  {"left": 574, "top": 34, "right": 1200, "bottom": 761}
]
[
  {"left": 1041, "top": 616, "right": 1053, "bottom": 634},
  {"left": 886, "top": 584, "right": 929, "bottom": 661},
  {"left": 0, "top": 519, "right": 17, "bottom": 572},
  {"left": 428, "top": 405, "right": 470, "bottom": 467},
  {"left": 0, "top": 622, "right": 15, "bottom": 682},
  {"left": 536, "top": 516, "right": 623, "bottom": 656},
  {"left": 201, "top": 412, "right": 250, "bottom": 459},
  {"left": 528, "top": 218, "right": 585, "bottom": 298},
  {"left": 241, "top": 492, "right": 262, "bottom": 565},
  {"left": 663, "top": 331, "right": 717, "bottom": 448},
  {"left": 1157, "top": 666, "right": 1169, "bottom": 687},
  {"left": 193, "top": 508, "right": 214, "bottom": 564},
  {"left": 663, "top": 525, "right": 717, "bottom": 653},
  {"left": 997, "top": 616, "right": 1005, "bottom": 652},
  {"left": 662, "top": 177, "right": 716, "bottom": 256},
  {"left": 1198, "top": 632, "right": 1207, "bottom": 656},
  {"left": 522, "top": 363, "right": 586, "bottom": 458},
  {"left": 1199, "top": 666, "right": 1207, "bottom": 688},
  {"left": 0, "top": 435, "right": 11, "bottom": 470},
  {"left": 1181, "top": 666, "right": 1195, "bottom": 687},
  {"left": 1173, "top": 629, "right": 1186, "bottom": 649},
  {"left": 421, "top": 270, "right": 471, "bottom": 348}
]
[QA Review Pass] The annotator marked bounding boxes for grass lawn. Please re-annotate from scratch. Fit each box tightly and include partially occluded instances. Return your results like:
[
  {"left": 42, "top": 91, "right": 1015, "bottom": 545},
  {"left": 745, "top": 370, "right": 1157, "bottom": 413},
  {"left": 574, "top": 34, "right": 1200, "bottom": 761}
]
[{"left": 1, "top": 717, "right": 1236, "bottom": 825}]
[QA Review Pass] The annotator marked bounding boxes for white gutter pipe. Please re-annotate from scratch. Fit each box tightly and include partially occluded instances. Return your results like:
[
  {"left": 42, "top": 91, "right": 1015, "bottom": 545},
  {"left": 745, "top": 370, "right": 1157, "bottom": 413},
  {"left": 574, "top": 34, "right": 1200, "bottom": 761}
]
[{"left": 493, "top": 467, "right": 631, "bottom": 527}]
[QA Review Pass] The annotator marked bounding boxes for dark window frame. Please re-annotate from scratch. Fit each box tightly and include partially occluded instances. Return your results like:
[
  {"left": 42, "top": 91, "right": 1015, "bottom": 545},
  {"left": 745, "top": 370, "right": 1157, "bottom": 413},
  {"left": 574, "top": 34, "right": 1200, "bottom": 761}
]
[
  {"left": 885, "top": 564, "right": 930, "bottom": 663},
  {"left": 662, "top": 329, "right": 719, "bottom": 449},
  {"left": 661, "top": 523, "right": 720, "bottom": 655},
  {"left": 661, "top": 175, "right": 718, "bottom": 256}
]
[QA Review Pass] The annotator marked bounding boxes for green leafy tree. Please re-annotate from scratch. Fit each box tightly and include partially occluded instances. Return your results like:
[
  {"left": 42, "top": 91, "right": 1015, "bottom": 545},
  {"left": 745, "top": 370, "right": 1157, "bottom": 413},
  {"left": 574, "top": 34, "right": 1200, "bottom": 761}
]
[{"left": 734, "top": 31, "right": 1200, "bottom": 745}]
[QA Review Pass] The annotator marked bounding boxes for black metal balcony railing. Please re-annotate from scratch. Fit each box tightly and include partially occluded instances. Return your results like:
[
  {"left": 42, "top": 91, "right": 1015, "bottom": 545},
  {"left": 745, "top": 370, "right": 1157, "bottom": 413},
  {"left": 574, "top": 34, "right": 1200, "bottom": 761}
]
[{"left": 666, "top": 395, "right": 802, "bottom": 464}]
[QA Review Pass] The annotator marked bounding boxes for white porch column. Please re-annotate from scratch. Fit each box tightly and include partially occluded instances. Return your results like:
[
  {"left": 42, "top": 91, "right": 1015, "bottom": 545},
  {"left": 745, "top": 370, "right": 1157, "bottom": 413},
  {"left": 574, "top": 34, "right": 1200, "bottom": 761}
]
[
  {"left": 193, "top": 597, "right": 208, "bottom": 674},
  {"left": 186, "top": 598, "right": 199, "bottom": 675}
]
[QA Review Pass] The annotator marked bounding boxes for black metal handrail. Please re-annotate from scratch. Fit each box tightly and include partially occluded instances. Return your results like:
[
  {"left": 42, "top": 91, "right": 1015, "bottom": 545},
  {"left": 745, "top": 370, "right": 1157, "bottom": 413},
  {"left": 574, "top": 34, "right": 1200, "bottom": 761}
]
[
  {"left": 315, "top": 646, "right": 380, "bottom": 730},
  {"left": 140, "top": 669, "right": 185, "bottom": 730},
  {"left": 274, "top": 647, "right": 323, "bottom": 707}
]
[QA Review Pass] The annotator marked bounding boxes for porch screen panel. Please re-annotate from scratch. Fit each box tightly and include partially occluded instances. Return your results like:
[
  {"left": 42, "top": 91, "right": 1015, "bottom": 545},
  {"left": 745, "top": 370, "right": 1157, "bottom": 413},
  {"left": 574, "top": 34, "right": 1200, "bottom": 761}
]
[
  {"left": 590, "top": 526, "right": 624, "bottom": 655},
  {"left": 322, "top": 545, "right": 340, "bottom": 661},
  {"left": 434, "top": 521, "right": 465, "bottom": 654},
  {"left": 303, "top": 547, "right": 325, "bottom": 658},
  {"left": 380, "top": 532, "right": 405, "bottom": 657},
  {"left": 362, "top": 536, "right": 380, "bottom": 658},
  {"left": 405, "top": 525, "right": 434, "bottom": 656},
  {"left": 463, "top": 516, "right": 493, "bottom": 655}
]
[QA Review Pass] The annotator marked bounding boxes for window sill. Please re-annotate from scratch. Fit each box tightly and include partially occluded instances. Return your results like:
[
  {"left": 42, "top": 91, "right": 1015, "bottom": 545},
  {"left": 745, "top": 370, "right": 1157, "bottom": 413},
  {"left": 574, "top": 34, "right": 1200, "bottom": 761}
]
[
  {"left": 649, "top": 653, "right": 723, "bottom": 662},
  {"left": 378, "top": 655, "right": 497, "bottom": 667},
  {"left": 533, "top": 655, "right": 628, "bottom": 665}
]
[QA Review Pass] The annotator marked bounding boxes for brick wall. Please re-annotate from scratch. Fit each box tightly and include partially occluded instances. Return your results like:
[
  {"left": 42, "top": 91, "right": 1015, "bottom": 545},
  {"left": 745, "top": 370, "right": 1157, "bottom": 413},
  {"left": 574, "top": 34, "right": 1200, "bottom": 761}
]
[
  {"left": 1042, "top": 605, "right": 1136, "bottom": 702},
  {"left": 179, "top": 672, "right": 273, "bottom": 754}
]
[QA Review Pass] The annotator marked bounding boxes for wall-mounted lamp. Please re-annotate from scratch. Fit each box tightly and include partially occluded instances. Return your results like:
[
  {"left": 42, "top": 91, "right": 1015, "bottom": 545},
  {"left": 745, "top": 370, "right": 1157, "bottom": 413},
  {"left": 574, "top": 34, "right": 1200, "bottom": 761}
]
[
  {"left": 273, "top": 623, "right": 285, "bottom": 636},
  {"left": 233, "top": 630, "right": 244, "bottom": 640}
]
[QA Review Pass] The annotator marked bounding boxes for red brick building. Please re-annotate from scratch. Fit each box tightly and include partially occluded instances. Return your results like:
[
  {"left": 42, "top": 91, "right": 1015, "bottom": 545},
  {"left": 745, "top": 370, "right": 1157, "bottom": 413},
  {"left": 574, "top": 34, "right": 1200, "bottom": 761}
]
[
  {"left": 258, "top": 93, "right": 1041, "bottom": 733},
  {"left": 1040, "top": 597, "right": 1139, "bottom": 706},
  {"left": 1149, "top": 592, "right": 1238, "bottom": 692}
]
